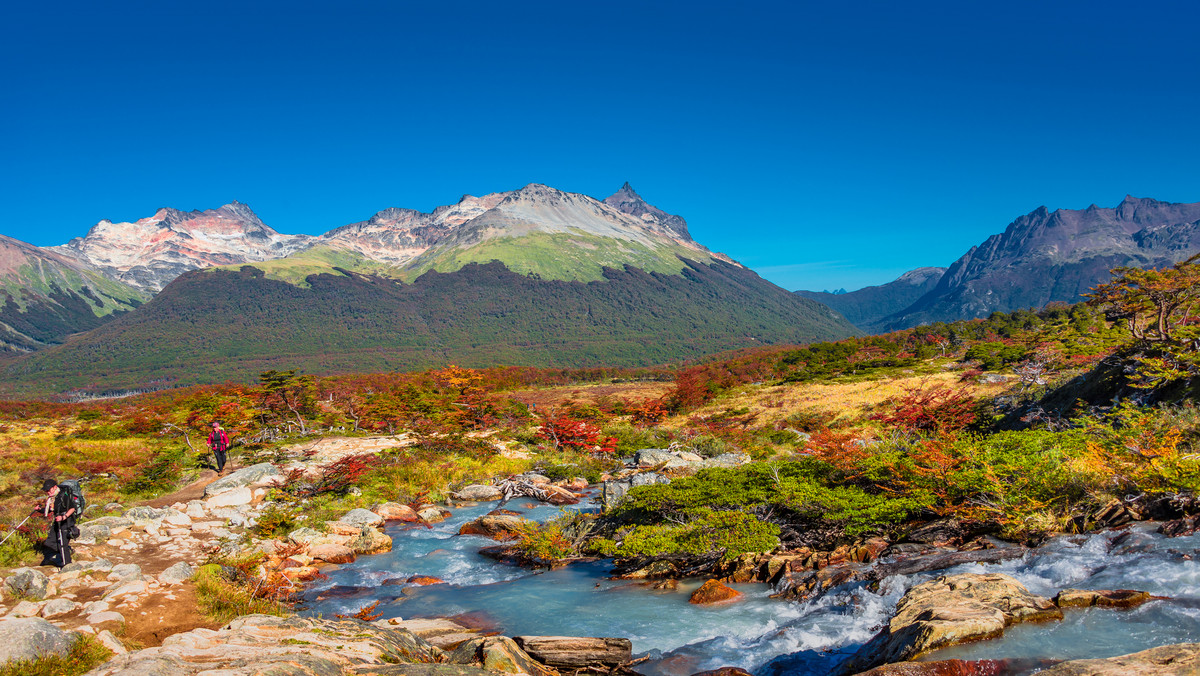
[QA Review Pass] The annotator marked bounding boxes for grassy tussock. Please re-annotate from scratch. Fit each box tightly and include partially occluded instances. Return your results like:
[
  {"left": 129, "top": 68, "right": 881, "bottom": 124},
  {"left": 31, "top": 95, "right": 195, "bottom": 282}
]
[{"left": 0, "top": 634, "right": 113, "bottom": 676}]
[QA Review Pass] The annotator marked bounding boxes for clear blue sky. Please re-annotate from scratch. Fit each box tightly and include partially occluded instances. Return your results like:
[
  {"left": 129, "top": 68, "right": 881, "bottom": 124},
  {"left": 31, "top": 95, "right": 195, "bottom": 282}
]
[{"left": 3, "top": 1, "right": 1198, "bottom": 292}]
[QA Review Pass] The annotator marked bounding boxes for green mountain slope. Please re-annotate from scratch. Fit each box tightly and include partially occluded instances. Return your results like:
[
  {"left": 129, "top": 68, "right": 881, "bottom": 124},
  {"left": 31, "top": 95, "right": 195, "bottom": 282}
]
[
  {"left": 1, "top": 259, "right": 858, "bottom": 396},
  {"left": 0, "top": 235, "right": 147, "bottom": 352}
]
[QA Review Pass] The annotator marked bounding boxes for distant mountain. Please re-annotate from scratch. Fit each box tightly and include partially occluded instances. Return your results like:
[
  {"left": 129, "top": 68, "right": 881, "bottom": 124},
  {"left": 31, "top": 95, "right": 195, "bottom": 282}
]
[
  {"left": 1, "top": 183, "right": 858, "bottom": 396},
  {"left": 53, "top": 202, "right": 313, "bottom": 291},
  {"left": 0, "top": 235, "right": 147, "bottom": 352},
  {"left": 798, "top": 196, "right": 1200, "bottom": 331},
  {"left": 796, "top": 267, "right": 946, "bottom": 332}
]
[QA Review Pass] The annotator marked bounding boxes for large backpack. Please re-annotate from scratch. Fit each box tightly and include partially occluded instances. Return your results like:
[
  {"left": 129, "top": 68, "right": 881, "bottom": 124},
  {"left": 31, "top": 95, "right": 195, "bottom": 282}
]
[{"left": 58, "top": 479, "right": 86, "bottom": 517}]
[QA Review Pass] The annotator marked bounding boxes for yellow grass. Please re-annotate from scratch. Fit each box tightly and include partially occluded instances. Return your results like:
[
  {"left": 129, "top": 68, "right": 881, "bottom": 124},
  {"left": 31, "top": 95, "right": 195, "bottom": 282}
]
[{"left": 668, "top": 370, "right": 1011, "bottom": 429}]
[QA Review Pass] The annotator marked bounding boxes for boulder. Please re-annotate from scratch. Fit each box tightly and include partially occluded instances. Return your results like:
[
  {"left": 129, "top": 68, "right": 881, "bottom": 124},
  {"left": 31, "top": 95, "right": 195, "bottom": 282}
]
[
  {"left": 81, "top": 516, "right": 133, "bottom": 529},
  {"left": 689, "top": 579, "right": 744, "bottom": 604},
  {"left": 513, "top": 636, "right": 632, "bottom": 669},
  {"left": 634, "top": 448, "right": 681, "bottom": 467},
  {"left": 0, "top": 617, "right": 77, "bottom": 664},
  {"left": 108, "top": 563, "right": 142, "bottom": 581},
  {"left": 448, "top": 636, "right": 556, "bottom": 676},
  {"left": 418, "top": 507, "right": 449, "bottom": 523},
  {"left": 206, "top": 486, "right": 253, "bottom": 508},
  {"left": 522, "top": 473, "right": 551, "bottom": 485},
  {"left": 326, "top": 520, "right": 365, "bottom": 536},
  {"left": 62, "top": 558, "right": 114, "bottom": 574},
  {"left": 1036, "top": 643, "right": 1200, "bottom": 675},
  {"left": 76, "top": 523, "right": 111, "bottom": 544},
  {"left": 1053, "top": 588, "right": 1154, "bottom": 609},
  {"left": 406, "top": 575, "right": 446, "bottom": 586},
  {"left": 203, "top": 462, "right": 285, "bottom": 497},
  {"left": 339, "top": 508, "right": 385, "bottom": 528},
  {"left": 373, "top": 502, "right": 420, "bottom": 522},
  {"left": 452, "top": 485, "right": 504, "bottom": 501},
  {"left": 158, "top": 562, "right": 194, "bottom": 585},
  {"left": 840, "top": 573, "right": 1062, "bottom": 674},
  {"left": 3, "top": 567, "right": 49, "bottom": 600},
  {"left": 699, "top": 452, "right": 752, "bottom": 469},
  {"left": 602, "top": 471, "right": 670, "bottom": 510},
  {"left": 351, "top": 527, "right": 393, "bottom": 555},
  {"left": 309, "top": 543, "right": 357, "bottom": 564},
  {"left": 774, "top": 564, "right": 868, "bottom": 602},
  {"left": 458, "top": 514, "right": 530, "bottom": 540},
  {"left": 39, "top": 598, "right": 81, "bottom": 619}
]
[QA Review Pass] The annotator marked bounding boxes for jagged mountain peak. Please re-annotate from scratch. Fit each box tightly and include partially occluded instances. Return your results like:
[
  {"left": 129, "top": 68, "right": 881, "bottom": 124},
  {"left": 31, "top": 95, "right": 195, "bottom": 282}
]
[{"left": 603, "top": 182, "right": 691, "bottom": 240}]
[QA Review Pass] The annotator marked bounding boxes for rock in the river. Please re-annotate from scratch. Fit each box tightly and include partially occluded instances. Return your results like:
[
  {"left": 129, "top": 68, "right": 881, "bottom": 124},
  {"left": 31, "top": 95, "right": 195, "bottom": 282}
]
[
  {"left": 418, "top": 507, "right": 450, "bottom": 523},
  {"left": 513, "top": 636, "right": 632, "bottom": 668},
  {"left": 1053, "top": 588, "right": 1154, "bottom": 609},
  {"left": 373, "top": 502, "right": 420, "bottom": 522},
  {"left": 308, "top": 543, "right": 357, "bottom": 564},
  {"left": 840, "top": 573, "right": 1062, "bottom": 674},
  {"left": 350, "top": 526, "right": 393, "bottom": 555},
  {"left": 0, "top": 617, "right": 77, "bottom": 663},
  {"left": 458, "top": 513, "right": 530, "bottom": 540},
  {"left": 3, "top": 568, "right": 49, "bottom": 600},
  {"left": 1035, "top": 643, "right": 1200, "bottom": 675},
  {"left": 689, "top": 579, "right": 744, "bottom": 604},
  {"left": 203, "top": 462, "right": 285, "bottom": 497},
  {"left": 448, "top": 636, "right": 556, "bottom": 676},
  {"left": 452, "top": 485, "right": 504, "bottom": 501}
]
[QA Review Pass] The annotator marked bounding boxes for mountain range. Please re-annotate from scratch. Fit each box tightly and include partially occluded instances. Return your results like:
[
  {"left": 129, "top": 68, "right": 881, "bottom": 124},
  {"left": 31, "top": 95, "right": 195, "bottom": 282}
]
[
  {"left": 798, "top": 195, "right": 1200, "bottom": 332},
  {"left": 0, "top": 183, "right": 855, "bottom": 396}
]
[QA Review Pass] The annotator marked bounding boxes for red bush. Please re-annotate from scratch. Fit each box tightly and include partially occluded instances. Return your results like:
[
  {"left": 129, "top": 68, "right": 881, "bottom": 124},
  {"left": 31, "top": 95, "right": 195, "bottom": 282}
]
[{"left": 871, "top": 383, "right": 977, "bottom": 435}]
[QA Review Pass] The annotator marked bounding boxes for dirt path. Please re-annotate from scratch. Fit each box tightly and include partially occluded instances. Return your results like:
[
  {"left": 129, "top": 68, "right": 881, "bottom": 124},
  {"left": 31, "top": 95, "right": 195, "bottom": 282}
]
[{"left": 143, "top": 469, "right": 222, "bottom": 508}]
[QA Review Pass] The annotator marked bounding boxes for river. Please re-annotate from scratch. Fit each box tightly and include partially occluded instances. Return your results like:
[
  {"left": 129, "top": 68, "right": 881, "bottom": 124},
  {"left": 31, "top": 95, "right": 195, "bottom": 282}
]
[{"left": 299, "top": 496, "right": 1200, "bottom": 675}]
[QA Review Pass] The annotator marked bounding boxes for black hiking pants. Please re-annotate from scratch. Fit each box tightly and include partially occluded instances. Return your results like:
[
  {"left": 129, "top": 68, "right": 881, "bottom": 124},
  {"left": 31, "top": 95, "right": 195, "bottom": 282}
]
[
  {"left": 41, "top": 521, "right": 73, "bottom": 568},
  {"left": 213, "top": 447, "right": 227, "bottom": 472}
]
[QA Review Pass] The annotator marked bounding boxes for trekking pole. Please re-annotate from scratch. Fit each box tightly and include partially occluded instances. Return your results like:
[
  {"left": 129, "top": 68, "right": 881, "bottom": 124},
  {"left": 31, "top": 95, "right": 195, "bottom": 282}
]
[
  {"left": 0, "top": 514, "right": 33, "bottom": 547},
  {"left": 54, "top": 519, "right": 66, "bottom": 566}
]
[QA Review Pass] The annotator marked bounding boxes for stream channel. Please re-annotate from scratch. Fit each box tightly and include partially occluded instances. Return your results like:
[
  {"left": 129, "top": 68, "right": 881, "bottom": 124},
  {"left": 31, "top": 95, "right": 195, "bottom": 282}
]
[{"left": 300, "top": 494, "right": 1200, "bottom": 675}]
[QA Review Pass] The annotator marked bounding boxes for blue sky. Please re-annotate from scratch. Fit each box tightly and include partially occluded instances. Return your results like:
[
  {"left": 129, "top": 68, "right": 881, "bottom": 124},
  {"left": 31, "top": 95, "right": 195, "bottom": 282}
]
[{"left": 3, "top": 1, "right": 1199, "bottom": 292}]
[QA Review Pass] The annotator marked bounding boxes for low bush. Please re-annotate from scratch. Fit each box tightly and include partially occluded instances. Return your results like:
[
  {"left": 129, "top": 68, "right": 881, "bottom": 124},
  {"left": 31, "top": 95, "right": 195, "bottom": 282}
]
[
  {"left": 590, "top": 509, "right": 779, "bottom": 560},
  {"left": 0, "top": 634, "right": 112, "bottom": 676},
  {"left": 193, "top": 563, "right": 290, "bottom": 624}
]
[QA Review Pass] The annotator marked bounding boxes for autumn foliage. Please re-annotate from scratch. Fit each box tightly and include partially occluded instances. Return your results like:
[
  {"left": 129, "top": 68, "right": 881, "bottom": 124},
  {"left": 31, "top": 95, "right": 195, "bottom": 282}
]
[{"left": 870, "top": 383, "right": 977, "bottom": 435}]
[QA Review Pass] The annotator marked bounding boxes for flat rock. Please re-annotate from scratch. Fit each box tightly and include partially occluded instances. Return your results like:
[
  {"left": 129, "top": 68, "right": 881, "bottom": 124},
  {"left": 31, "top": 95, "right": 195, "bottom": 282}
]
[
  {"left": 87, "top": 610, "right": 126, "bottom": 625},
  {"left": 206, "top": 486, "right": 253, "bottom": 507},
  {"left": 108, "top": 563, "right": 142, "bottom": 581},
  {"left": 513, "top": 636, "right": 632, "bottom": 668},
  {"left": 1054, "top": 588, "right": 1154, "bottom": 609},
  {"left": 0, "top": 617, "right": 77, "bottom": 663},
  {"left": 40, "top": 598, "right": 80, "bottom": 618},
  {"left": 6, "top": 600, "right": 42, "bottom": 618},
  {"left": 452, "top": 485, "right": 504, "bottom": 501},
  {"left": 1036, "top": 643, "right": 1200, "bottom": 675},
  {"left": 309, "top": 543, "right": 357, "bottom": 564},
  {"left": 186, "top": 501, "right": 207, "bottom": 519},
  {"left": 203, "top": 462, "right": 285, "bottom": 497},
  {"left": 339, "top": 508, "right": 385, "bottom": 527},
  {"left": 840, "top": 573, "right": 1062, "bottom": 674},
  {"left": 95, "top": 628, "right": 128, "bottom": 655},
  {"left": 856, "top": 660, "right": 1009, "bottom": 675},
  {"left": 104, "top": 580, "right": 147, "bottom": 600},
  {"left": 162, "top": 511, "right": 192, "bottom": 527}
]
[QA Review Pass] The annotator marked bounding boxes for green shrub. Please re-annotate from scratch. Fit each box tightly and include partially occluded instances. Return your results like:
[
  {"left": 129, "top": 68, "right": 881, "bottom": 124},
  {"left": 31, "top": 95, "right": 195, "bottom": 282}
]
[
  {"left": 602, "top": 423, "right": 672, "bottom": 455},
  {"left": 252, "top": 505, "right": 298, "bottom": 538},
  {"left": 590, "top": 509, "right": 779, "bottom": 560},
  {"left": 0, "top": 634, "right": 112, "bottom": 676},
  {"left": 193, "top": 563, "right": 289, "bottom": 624}
]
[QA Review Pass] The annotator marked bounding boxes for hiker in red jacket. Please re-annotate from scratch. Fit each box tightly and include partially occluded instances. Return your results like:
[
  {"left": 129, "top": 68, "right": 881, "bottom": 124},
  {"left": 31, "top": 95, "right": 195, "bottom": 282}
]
[{"left": 208, "top": 421, "right": 231, "bottom": 474}]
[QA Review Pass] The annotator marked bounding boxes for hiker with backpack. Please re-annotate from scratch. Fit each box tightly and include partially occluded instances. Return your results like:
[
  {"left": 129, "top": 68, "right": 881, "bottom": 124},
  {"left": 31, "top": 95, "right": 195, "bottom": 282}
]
[
  {"left": 208, "top": 421, "right": 231, "bottom": 474},
  {"left": 39, "top": 478, "right": 83, "bottom": 568}
]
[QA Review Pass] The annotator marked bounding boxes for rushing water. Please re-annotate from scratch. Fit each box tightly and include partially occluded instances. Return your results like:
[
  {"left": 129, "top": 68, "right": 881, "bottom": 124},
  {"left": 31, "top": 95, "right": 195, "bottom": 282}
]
[{"left": 300, "top": 498, "right": 1200, "bottom": 675}]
